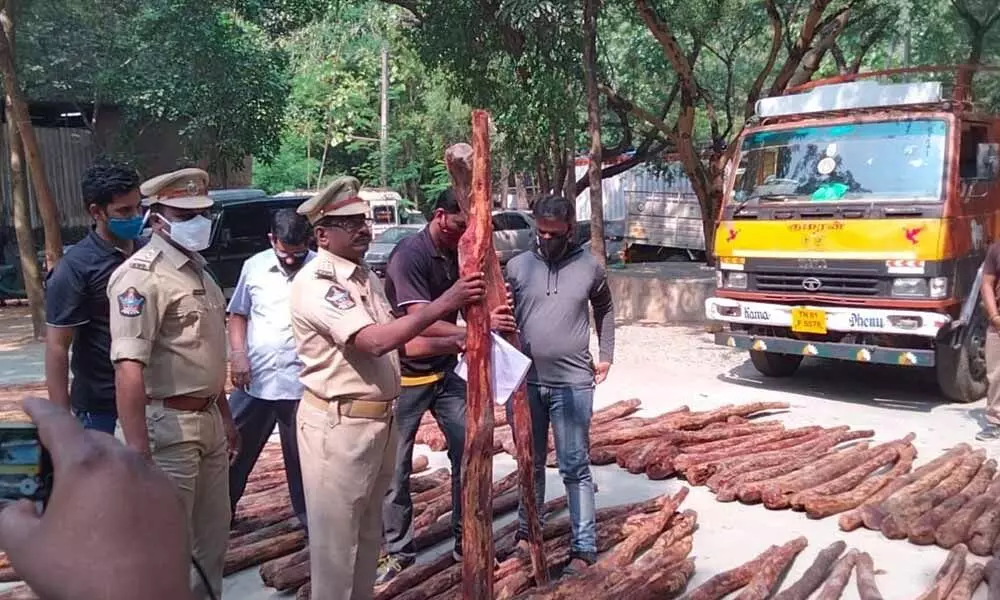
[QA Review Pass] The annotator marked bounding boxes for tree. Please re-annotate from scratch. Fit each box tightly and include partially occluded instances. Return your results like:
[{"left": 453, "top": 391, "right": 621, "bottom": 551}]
[
  {"left": 3, "top": 0, "right": 43, "bottom": 337},
  {"left": 583, "top": 0, "right": 605, "bottom": 265},
  {"left": 17, "top": 0, "right": 293, "bottom": 179},
  {"left": 598, "top": 0, "right": 907, "bottom": 257},
  {"left": 0, "top": 0, "right": 62, "bottom": 270},
  {"left": 254, "top": 1, "right": 472, "bottom": 211}
]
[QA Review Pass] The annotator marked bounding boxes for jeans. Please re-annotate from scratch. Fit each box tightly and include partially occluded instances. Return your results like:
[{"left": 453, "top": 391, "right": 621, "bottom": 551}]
[
  {"left": 227, "top": 389, "right": 307, "bottom": 530},
  {"left": 74, "top": 409, "right": 117, "bottom": 435},
  {"left": 507, "top": 383, "right": 596, "bottom": 555},
  {"left": 382, "top": 372, "right": 466, "bottom": 560}
]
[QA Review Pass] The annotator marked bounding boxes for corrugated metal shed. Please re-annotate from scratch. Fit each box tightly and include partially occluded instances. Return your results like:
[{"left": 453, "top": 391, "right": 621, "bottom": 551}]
[{"left": 0, "top": 126, "right": 98, "bottom": 238}]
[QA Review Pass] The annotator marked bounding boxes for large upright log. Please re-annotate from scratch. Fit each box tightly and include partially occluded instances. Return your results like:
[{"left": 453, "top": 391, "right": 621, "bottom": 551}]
[
  {"left": 456, "top": 111, "right": 497, "bottom": 600},
  {"left": 448, "top": 131, "right": 547, "bottom": 588}
]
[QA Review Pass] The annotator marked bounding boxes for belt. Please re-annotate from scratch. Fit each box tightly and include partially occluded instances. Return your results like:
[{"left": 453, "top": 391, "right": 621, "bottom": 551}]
[
  {"left": 302, "top": 390, "right": 394, "bottom": 419},
  {"left": 400, "top": 372, "right": 445, "bottom": 387},
  {"left": 160, "top": 394, "right": 218, "bottom": 412}
]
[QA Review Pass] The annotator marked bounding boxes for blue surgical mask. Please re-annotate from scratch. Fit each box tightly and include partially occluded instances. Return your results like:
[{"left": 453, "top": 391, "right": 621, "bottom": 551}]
[{"left": 107, "top": 215, "right": 144, "bottom": 241}]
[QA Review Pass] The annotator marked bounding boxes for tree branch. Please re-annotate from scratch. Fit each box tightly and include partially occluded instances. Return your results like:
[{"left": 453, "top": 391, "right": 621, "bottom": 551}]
[
  {"left": 633, "top": 0, "right": 697, "bottom": 91},
  {"left": 769, "top": 0, "right": 836, "bottom": 95},
  {"left": 745, "top": 0, "right": 783, "bottom": 119},
  {"left": 602, "top": 101, "right": 633, "bottom": 158},
  {"left": 831, "top": 42, "right": 849, "bottom": 73},
  {"left": 599, "top": 84, "right": 676, "bottom": 143}
]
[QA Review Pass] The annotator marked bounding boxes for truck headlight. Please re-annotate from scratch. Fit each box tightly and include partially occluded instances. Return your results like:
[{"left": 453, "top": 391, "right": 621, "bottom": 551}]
[
  {"left": 725, "top": 272, "right": 748, "bottom": 289},
  {"left": 716, "top": 270, "right": 724, "bottom": 288},
  {"left": 892, "top": 278, "right": 929, "bottom": 298},
  {"left": 929, "top": 276, "right": 948, "bottom": 299}
]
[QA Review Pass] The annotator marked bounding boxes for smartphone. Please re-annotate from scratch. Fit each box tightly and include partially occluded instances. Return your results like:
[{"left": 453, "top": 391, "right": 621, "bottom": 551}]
[{"left": 0, "top": 423, "right": 52, "bottom": 503}]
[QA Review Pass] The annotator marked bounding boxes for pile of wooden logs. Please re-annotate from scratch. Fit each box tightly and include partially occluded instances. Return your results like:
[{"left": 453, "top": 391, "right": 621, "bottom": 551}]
[
  {"left": 840, "top": 443, "right": 1000, "bottom": 555},
  {"left": 372, "top": 488, "right": 696, "bottom": 600},
  {"left": 682, "top": 539, "right": 893, "bottom": 600}
]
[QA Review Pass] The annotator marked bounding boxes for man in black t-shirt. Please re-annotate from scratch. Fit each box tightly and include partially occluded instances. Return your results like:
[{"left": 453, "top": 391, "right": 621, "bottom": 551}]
[
  {"left": 376, "top": 189, "right": 515, "bottom": 583},
  {"left": 45, "top": 160, "right": 143, "bottom": 433}
]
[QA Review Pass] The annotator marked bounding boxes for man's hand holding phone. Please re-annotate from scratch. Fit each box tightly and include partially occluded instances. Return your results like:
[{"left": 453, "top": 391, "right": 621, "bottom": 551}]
[{"left": 0, "top": 398, "right": 196, "bottom": 600}]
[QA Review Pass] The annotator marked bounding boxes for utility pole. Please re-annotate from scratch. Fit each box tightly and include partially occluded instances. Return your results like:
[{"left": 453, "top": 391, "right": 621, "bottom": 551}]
[{"left": 380, "top": 42, "right": 389, "bottom": 188}]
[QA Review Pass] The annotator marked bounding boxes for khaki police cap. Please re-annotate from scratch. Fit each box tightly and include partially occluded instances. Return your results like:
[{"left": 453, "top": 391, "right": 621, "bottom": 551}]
[
  {"left": 140, "top": 168, "right": 213, "bottom": 210},
  {"left": 297, "top": 176, "right": 367, "bottom": 225}
]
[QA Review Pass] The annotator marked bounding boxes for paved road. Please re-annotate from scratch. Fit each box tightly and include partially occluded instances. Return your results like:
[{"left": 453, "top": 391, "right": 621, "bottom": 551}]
[{"left": 0, "top": 316, "right": 993, "bottom": 598}]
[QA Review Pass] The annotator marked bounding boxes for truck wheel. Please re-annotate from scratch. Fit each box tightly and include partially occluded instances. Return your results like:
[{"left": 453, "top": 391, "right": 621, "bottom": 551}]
[
  {"left": 749, "top": 351, "right": 803, "bottom": 378},
  {"left": 937, "top": 312, "right": 988, "bottom": 404}
]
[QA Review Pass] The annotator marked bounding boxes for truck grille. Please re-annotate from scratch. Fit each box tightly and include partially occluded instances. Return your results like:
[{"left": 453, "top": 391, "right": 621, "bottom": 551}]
[{"left": 754, "top": 273, "right": 881, "bottom": 296}]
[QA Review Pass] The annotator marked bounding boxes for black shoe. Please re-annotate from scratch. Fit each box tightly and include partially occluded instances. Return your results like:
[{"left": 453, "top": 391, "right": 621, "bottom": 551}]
[
  {"left": 375, "top": 554, "right": 413, "bottom": 585},
  {"left": 563, "top": 550, "right": 597, "bottom": 576}
]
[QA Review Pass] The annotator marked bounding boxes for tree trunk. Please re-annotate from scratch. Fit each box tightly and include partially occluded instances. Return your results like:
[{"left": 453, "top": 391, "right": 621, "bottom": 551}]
[
  {"left": 535, "top": 159, "right": 551, "bottom": 198},
  {"left": 583, "top": 0, "right": 606, "bottom": 267},
  {"left": 499, "top": 161, "right": 510, "bottom": 209},
  {"left": 552, "top": 134, "right": 567, "bottom": 198},
  {"left": 457, "top": 111, "right": 497, "bottom": 600},
  {"left": 563, "top": 129, "right": 576, "bottom": 202},
  {"left": 514, "top": 171, "right": 528, "bottom": 210},
  {"left": 0, "top": 0, "right": 61, "bottom": 271},
  {"left": 787, "top": 11, "right": 850, "bottom": 88},
  {"left": 3, "top": 0, "right": 41, "bottom": 336}
]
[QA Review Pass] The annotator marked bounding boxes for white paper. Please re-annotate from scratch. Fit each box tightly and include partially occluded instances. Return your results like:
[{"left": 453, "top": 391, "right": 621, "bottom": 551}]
[{"left": 454, "top": 332, "right": 532, "bottom": 405}]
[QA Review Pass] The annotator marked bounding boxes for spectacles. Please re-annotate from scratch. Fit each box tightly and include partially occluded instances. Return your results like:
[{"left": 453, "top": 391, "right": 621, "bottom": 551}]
[{"left": 323, "top": 218, "right": 373, "bottom": 233}]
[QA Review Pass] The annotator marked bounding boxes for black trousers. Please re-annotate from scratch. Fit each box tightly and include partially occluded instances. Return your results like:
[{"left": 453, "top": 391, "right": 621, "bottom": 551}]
[
  {"left": 382, "top": 372, "right": 466, "bottom": 560},
  {"left": 227, "top": 389, "right": 307, "bottom": 529}
]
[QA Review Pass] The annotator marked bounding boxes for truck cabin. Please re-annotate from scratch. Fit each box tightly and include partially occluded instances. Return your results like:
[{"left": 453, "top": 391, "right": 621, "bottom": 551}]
[
  {"left": 725, "top": 79, "right": 1000, "bottom": 225},
  {"left": 716, "top": 76, "right": 1000, "bottom": 318}
]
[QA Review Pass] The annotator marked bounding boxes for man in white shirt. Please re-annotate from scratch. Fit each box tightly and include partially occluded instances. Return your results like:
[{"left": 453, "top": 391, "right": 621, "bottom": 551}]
[{"left": 227, "top": 208, "right": 313, "bottom": 528}]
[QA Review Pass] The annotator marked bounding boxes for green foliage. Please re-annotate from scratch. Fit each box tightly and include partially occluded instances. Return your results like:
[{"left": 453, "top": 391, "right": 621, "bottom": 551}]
[
  {"left": 253, "top": 133, "right": 320, "bottom": 193},
  {"left": 18, "top": 0, "right": 293, "bottom": 174},
  {"left": 254, "top": 0, "right": 471, "bottom": 211}
]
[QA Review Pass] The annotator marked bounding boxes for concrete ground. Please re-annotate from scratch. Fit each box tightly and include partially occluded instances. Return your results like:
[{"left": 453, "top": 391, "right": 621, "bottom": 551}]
[{"left": 0, "top": 307, "right": 994, "bottom": 598}]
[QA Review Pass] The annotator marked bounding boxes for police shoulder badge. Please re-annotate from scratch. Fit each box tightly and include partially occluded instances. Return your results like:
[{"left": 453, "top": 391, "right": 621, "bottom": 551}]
[
  {"left": 117, "top": 287, "right": 146, "bottom": 317},
  {"left": 325, "top": 284, "right": 356, "bottom": 310}
]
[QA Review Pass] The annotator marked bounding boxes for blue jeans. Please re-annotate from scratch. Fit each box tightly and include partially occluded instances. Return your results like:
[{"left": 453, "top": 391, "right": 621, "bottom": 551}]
[
  {"left": 507, "top": 383, "right": 596, "bottom": 555},
  {"left": 74, "top": 409, "right": 117, "bottom": 435}
]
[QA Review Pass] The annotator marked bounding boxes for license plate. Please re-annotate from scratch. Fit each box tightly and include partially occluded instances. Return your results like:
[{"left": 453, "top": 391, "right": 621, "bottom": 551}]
[{"left": 791, "top": 308, "right": 827, "bottom": 334}]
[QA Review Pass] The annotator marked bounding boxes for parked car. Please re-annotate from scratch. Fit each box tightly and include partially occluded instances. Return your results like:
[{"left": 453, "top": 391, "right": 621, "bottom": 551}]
[
  {"left": 578, "top": 219, "right": 627, "bottom": 264},
  {"left": 199, "top": 190, "right": 309, "bottom": 297},
  {"left": 365, "top": 224, "right": 425, "bottom": 277},
  {"left": 492, "top": 210, "right": 536, "bottom": 265}
]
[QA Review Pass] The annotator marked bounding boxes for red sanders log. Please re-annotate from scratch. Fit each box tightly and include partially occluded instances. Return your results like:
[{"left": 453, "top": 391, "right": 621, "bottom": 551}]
[{"left": 456, "top": 112, "right": 498, "bottom": 600}]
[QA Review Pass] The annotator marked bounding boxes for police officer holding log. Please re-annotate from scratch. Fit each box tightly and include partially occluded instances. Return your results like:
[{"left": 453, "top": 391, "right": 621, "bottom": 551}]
[
  {"left": 108, "top": 168, "right": 238, "bottom": 599},
  {"left": 290, "top": 176, "right": 485, "bottom": 600}
]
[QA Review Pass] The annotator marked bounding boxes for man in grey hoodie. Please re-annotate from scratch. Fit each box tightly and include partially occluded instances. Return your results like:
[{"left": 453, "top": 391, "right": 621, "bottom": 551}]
[{"left": 505, "top": 194, "right": 615, "bottom": 575}]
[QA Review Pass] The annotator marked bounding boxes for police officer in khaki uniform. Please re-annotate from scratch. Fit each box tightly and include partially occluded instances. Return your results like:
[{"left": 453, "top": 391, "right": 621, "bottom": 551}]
[
  {"left": 108, "top": 168, "right": 238, "bottom": 599},
  {"left": 290, "top": 176, "right": 484, "bottom": 600}
]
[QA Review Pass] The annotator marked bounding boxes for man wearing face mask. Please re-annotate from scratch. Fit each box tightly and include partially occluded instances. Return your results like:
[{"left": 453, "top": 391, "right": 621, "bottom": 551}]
[
  {"left": 108, "top": 168, "right": 236, "bottom": 599},
  {"left": 45, "top": 159, "right": 143, "bottom": 434},
  {"left": 505, "top": 194, "right": 615, "bottom": 575},
  {"left": 290, "top": 177, "right": 485, "bottom": 600},
  {"left": 225, "top": 208, "right": 312, "bottom": 530},
  {"left": 376, "top": 189, "right": 516, "bottom": 584}
]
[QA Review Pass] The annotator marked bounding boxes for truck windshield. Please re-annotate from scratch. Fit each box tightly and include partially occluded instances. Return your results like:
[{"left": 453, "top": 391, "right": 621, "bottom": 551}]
[{"left": 734, "top": 119, "right": 946, "bottom": 205}]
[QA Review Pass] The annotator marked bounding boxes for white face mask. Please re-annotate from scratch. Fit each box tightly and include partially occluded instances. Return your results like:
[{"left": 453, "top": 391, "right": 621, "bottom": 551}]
[{"left": 156, "top": 213, "right": 212, "bottom": 252}]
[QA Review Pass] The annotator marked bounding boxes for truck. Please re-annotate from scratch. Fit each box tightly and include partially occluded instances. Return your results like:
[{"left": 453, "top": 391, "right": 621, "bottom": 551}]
[
  {"left": 360, "top": 189, "right": 404, "bottom": 237},
  {"left": 704, "top": 67, "right": 1000, "bottom": 403}
]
